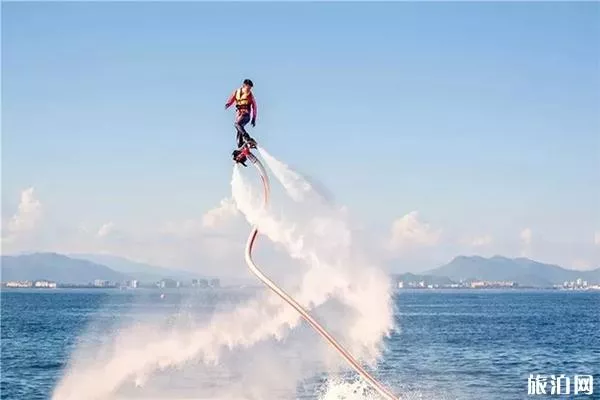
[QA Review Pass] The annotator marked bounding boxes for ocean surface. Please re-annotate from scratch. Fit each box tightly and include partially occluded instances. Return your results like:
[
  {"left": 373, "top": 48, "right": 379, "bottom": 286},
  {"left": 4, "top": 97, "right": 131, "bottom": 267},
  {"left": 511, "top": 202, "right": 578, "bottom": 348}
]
[{"left": 1, "top": 289, "right": 598, "bottom": 400}]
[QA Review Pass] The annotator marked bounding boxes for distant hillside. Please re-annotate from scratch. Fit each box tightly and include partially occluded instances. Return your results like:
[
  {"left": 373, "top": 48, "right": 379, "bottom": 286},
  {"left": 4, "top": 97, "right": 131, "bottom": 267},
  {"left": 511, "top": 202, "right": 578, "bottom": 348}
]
[
  {"left": 69, "top": 253, "right": 202, "bottom": 282},
  {"left": 1, "top": 252, "right": 128, "bottom": 284},
  {"left": 426, "top": 256, "right": 600, "bottom": 287}
]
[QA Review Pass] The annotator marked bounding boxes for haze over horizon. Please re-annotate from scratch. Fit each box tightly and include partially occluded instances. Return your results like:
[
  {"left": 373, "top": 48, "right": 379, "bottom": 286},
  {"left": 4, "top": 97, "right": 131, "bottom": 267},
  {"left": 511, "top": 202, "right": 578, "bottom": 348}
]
[
  {"left": 2, "top": 250, "right": 598, "bottom": 276},
  {"left": 2, "top": 2, "right": 598, "bottom": 275}
]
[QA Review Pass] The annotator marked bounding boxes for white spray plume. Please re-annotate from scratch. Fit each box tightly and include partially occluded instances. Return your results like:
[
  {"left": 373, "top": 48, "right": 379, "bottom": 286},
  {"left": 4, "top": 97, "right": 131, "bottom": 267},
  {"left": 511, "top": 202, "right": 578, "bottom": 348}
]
[
  {"left": 251, "top": 147, "right": 395, "bottom": 358},
  {"left": 52, "top": 149, "right": 395, "bottom": 400}
]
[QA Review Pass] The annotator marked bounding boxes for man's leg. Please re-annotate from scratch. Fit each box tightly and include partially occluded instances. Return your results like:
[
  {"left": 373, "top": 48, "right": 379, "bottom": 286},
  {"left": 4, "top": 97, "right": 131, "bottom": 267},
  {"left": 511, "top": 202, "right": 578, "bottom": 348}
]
[
  {"left": 232, "top": 113, "right": 250, "bottom": 165},
  {"left": 234, "top": 113, "right": 251, "bottom": 147}
]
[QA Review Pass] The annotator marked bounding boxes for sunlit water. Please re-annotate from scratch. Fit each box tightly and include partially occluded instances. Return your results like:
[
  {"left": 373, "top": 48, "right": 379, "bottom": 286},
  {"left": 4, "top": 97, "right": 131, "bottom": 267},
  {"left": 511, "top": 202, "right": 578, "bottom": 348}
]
[{"left": 1, "top": 288, "right": 598, "bottom": 400}]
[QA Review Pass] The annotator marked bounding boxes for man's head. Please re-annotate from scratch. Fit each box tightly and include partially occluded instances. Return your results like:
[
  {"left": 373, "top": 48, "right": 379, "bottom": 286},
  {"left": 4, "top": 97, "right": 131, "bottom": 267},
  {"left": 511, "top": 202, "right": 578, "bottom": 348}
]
[{"left": 242, "top": 79, "right": 254, "bottom": 91}]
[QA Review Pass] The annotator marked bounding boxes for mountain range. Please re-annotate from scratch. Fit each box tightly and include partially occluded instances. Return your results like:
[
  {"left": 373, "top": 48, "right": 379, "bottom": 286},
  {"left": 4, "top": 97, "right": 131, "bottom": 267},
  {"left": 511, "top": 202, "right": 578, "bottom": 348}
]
[
  {"left": 0, "top": 252, "right": 207, "bottom": 285},
  {"left": 1, "top": 253, "right": 128, "bottom": 284},
  {"left": 68, "top": 253, "right": 202, "bottom": 282},
  {"left": 2, "top": 252, "right": 598, "bottom": 287},
  {"left": 423, "top": 255, "right": 599, "bottom": 287}
]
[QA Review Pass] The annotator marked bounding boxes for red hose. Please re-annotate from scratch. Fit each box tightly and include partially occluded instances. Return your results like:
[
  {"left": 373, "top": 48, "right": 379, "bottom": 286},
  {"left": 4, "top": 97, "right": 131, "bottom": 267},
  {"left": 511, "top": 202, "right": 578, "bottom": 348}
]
[{"left": 241, "top": 152, "right": 398, "bottom": 400}]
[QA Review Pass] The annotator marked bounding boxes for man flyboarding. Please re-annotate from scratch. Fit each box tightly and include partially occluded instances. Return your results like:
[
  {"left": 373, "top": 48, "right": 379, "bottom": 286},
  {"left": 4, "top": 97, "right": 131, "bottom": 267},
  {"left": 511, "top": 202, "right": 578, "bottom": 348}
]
[{"left": 225, "top": 79, "right": 258, "bottom": 166}]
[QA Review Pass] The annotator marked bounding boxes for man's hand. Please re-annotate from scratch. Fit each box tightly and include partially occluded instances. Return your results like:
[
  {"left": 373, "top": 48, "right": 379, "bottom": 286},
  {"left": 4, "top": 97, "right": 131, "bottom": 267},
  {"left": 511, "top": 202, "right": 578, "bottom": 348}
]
[{"left": 251, "top": 118, "right": 256, "bottom": 127}]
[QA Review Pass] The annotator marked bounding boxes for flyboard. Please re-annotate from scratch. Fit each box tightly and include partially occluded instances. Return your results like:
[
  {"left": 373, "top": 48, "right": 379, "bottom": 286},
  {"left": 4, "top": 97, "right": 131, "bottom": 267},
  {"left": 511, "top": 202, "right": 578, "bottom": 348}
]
[{"left": 234, "top": 143, "right": 399, "bottom": 400}]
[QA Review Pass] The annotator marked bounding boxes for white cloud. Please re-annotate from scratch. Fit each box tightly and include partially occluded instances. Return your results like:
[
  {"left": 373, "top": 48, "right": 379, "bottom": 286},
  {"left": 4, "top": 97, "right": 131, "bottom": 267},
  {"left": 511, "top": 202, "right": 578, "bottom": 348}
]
[
  {"left": 160, "top": 198, "right": 243, "bottom": 240},
  {"left": 63, "top": 198, "right": 249, "bottom": 275},
  {"left": 2, "top": 187, "right": 43, "bottom": 252},
  {"left": 4, "top": 184, "right": 596, "bottom": 277},
  {"left": 520, "top": 227, "right": 533, "bottom": 257},
  {"left": 202, "top": 198, "right": 239, "bottom": 229},
  {"left": 388, "top": 211, "right": 441, "bottom": 251},
  {"left": 161, "top": 219, "right": 204, "bottom": 238},
  {"left": 97, "top": 222, "right": 116, "bottom": 238},
  {"left": 7, "top": 187, "right": 42, "bottom": 234},
  {"left": 462, "top": 234, "right": 493, "bottom": 247},
  {"left": 520, "top": 228, "right": 532, "bottom": 246}
]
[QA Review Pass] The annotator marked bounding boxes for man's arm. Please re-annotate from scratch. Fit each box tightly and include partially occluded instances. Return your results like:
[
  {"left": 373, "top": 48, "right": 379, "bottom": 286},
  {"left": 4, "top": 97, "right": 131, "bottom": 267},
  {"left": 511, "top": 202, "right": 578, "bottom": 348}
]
[
  {"left": 251, "top": 95, "right": 258, "bottom": 124},
  {"left": 225, "top": 90, "right": 236, "bottom": 109}
]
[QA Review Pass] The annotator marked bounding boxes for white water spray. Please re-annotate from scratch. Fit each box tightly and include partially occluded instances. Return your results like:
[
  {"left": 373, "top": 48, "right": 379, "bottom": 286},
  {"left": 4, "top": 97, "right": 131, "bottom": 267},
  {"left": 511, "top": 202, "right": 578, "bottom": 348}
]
[
  {"left": 237, "top": 147, "right": 398, "bottom": 399},
  {"left": 52, "top": 149, "right": 396, "bottom": 400},
  {"left": 235, "top": 148, "right": 396, "bottom": 363}
]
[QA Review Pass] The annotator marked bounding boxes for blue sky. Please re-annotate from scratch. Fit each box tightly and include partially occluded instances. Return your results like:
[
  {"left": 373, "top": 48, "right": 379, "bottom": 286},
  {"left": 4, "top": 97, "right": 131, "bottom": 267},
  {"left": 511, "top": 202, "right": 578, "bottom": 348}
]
[{"left": 2, "top": 2, "right": 599, "bottom": 271}]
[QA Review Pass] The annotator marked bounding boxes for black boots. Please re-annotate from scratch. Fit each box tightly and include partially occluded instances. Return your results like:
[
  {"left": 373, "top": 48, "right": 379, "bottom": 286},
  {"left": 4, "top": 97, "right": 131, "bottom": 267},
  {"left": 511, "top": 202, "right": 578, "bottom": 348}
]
[{"left": 232, "top": 149, "right": 247, "bottom": 166}]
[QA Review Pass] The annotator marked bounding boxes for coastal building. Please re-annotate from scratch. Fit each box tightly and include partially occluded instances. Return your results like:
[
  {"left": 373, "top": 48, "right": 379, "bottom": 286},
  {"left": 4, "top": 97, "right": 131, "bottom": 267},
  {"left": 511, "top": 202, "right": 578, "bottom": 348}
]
[
  {"left": 33, "top": 280, "right": 57, "bottom": 288},
  {"left": 471, "top": 280, "right": 517, "bottom": 288},
  {"left": 5, "top": 281, "right": 33, "bottom": 288},
  {"left": 159, "top": 278, "right": 179, "bottom": 288},
  {"left": 562, "top": 279, "right": 592, "bottom": 290}
]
